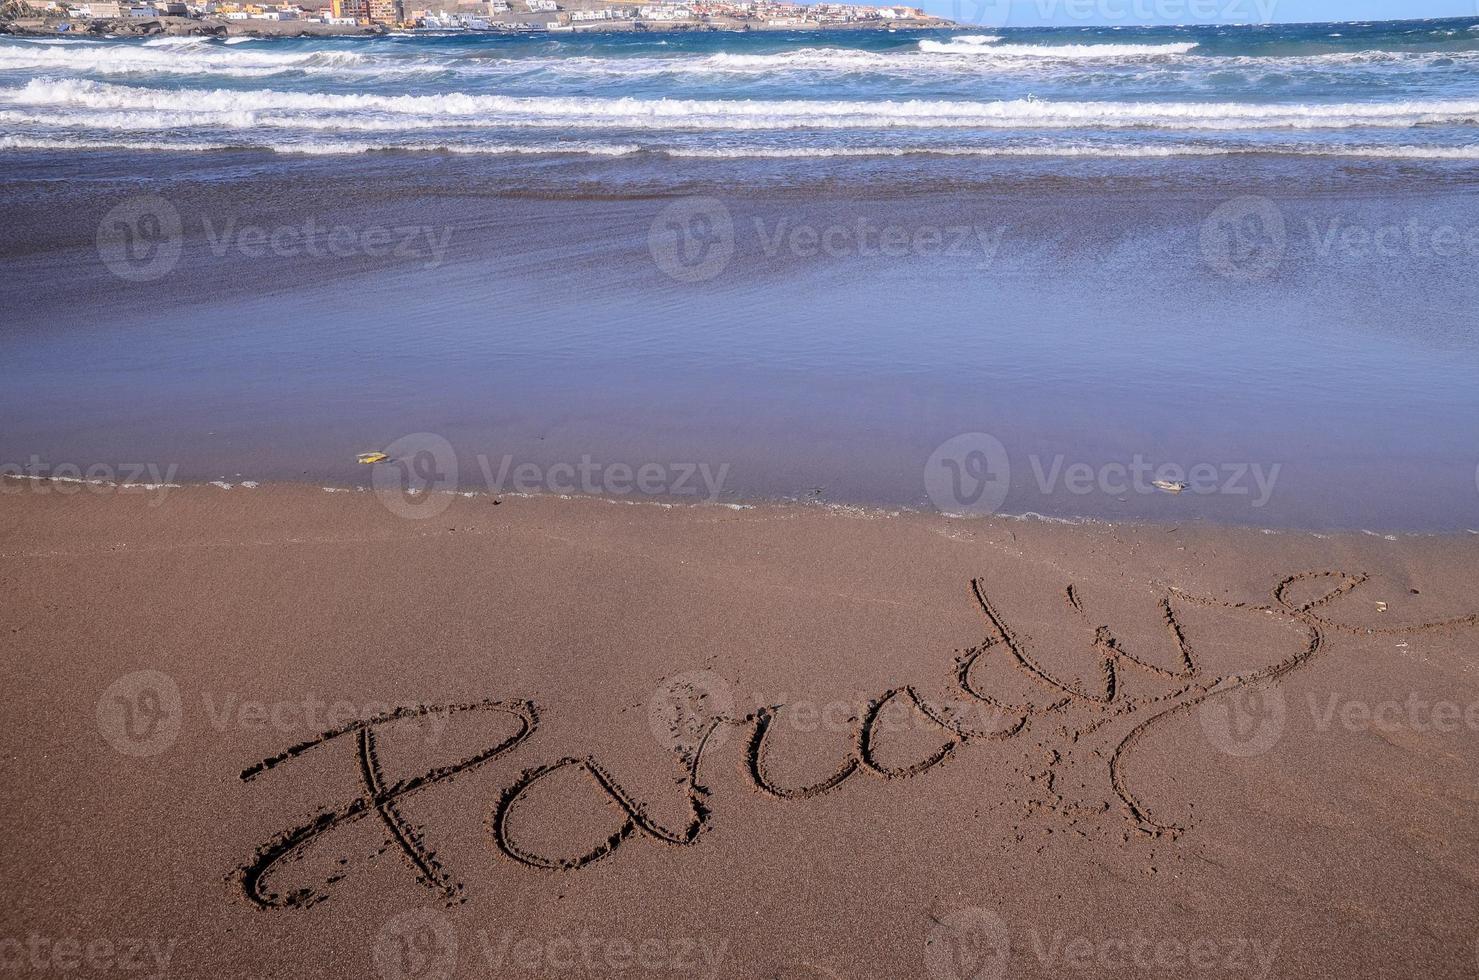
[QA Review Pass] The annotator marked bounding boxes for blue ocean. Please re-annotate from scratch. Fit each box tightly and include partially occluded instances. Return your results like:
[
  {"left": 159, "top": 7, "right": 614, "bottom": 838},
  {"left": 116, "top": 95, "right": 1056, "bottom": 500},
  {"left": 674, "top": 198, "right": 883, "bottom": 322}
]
[
  {"left": 3, "top": 18, "right": 1479, "bottom": 160},
  {"left": 3, "top": 17, "right": 1478, "bottom": 529}
]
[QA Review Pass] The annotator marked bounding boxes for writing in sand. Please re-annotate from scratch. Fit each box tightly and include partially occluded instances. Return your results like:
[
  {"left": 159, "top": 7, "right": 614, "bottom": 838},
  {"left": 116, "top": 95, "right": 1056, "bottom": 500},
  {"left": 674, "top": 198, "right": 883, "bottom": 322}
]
[{"left": 234, "top": 569, "right": 1478, "bottom": 910}]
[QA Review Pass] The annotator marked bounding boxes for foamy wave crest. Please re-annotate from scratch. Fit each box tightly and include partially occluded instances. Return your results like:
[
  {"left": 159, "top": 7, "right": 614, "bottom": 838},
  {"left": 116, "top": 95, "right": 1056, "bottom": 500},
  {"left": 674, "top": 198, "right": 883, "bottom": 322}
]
[
  {"left": 665, "top": 143, "right": 1233, "bottom": 158},
  {"left": 917, "top": 39, "right": 1199, "bottom": 58},
  {"left": 5, "top": 133, "right": 1475, "bottom": 161},
  {"left": 10, "top": 78, "right": 1478, "bottom": 133},
  {"left": 140, "top": 36, "right": 214, "bottom": 46},
  {"left": 0, "top": 134, "right": 643, "bottom": 155},
  {"left": 0, "top": 39, "right": 439, "bottom": 78},
  {"left": 667, "top": 143, "right": 1479, "bottom": 159}
]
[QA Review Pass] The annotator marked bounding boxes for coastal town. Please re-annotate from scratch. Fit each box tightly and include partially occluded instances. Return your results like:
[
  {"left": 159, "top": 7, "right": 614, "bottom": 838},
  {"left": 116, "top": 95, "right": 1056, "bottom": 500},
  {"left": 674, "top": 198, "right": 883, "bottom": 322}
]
[{"left": 2, "top": 0, "right": 948, "bottom": 34}]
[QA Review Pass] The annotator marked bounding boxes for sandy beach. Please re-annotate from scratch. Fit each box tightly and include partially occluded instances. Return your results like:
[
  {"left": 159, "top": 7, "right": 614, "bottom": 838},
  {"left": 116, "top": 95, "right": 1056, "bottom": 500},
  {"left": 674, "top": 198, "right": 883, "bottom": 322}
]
[
  {"left": 2, "top": 482, "right": 1477, "bottom": 977},
  {"left": 5, "top": 18, "right": 1479, "bottom": 979}
]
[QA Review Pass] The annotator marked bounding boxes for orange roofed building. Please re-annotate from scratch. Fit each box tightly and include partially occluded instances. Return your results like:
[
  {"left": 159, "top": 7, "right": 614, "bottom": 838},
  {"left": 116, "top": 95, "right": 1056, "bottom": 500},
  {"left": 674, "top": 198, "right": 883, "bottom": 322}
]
[{"left": 331, "top": 0, "right": 401, "bottom": 21}]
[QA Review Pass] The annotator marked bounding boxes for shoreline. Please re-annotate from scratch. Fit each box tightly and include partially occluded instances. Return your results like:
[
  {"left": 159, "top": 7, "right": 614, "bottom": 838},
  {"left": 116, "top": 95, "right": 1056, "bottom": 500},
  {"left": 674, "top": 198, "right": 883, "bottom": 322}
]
[
  {"left": 6, "top": 475, "right": 1478, "bottom": 538},
  {"left": 4, "top": 154, "right": 1476, "bottom": 535}
]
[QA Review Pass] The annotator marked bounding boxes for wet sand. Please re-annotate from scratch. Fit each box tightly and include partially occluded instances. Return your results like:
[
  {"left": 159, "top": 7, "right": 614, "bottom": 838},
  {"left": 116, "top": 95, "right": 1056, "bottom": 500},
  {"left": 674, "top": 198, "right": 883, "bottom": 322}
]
[
  {"left": 3, "top": 150, "right": 1479, "bottom": 530},
  {"left": 2, "top": 482, "right": 1478, "bottom": 978}
]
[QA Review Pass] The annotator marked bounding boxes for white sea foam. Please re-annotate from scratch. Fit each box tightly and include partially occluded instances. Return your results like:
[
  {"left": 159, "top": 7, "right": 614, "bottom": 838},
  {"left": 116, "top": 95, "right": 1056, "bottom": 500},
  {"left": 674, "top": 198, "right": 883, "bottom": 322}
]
[
  {"left": 4, "top": 36, "right": 1476, "bottom": 85},
  {"left": 917, "top": 39, "right": 1199, "bottom": 57},
  {"left": 140, "top": 36, "right": 213, "bottom": 46},
  {"left": 4, "top": 133, "right": 1475, "bottom": 160},
  {"left": 664, "top": 143, "right": 1479, "bottom": 159},
  {"left": 9, "top": 78, "right": 1477, "bottom": 132},
  {"left": 0, "top": 40, "right": 438, "bottom": 77},
  {"left": 0, "top": 133, "right": 644, "bottom": 154}
]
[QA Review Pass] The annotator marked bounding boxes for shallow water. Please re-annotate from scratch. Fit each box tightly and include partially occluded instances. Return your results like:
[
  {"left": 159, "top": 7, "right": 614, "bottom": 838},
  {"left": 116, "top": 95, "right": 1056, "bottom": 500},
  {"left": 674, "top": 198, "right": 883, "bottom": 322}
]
[
  {"left": 3, "top": 21, "right": 1479, "bottom": 528},
  {"left": 2, "top": 146, "right": 1476, "bottom": 530}
]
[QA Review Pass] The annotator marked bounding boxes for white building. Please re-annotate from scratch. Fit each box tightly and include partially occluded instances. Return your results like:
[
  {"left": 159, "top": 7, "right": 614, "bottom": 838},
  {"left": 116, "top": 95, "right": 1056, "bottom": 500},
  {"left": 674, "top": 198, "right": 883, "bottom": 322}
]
[
  {"left": 524, "top": 0, "right": 556, "bottom": 11},
  {"left": 638, "top": 3, "right": 689, "bottom": 19}
]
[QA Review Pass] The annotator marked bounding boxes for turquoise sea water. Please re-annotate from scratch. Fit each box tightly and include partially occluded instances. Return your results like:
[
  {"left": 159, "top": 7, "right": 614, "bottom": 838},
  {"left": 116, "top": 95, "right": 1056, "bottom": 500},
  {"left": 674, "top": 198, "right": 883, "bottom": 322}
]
[{"left": 3, "top": 18, "right": 1479, "bottom": 160}]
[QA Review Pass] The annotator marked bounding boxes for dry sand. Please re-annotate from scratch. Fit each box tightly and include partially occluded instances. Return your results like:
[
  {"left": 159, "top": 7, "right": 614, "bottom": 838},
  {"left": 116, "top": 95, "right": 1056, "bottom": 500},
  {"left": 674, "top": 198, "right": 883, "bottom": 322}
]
[{"left": 2, "top": 483, "right": 1478, "bottom": 978}]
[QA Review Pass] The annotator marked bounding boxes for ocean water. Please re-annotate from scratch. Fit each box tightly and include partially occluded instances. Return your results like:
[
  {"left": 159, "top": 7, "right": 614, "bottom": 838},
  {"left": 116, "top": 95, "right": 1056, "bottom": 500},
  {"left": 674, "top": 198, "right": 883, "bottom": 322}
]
[
  {"left": 2, "top": 20, "right": 1478, "bottom": 530},
  {"left": 3, "top": 19, "right": 1479, "bottom": 160}
]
